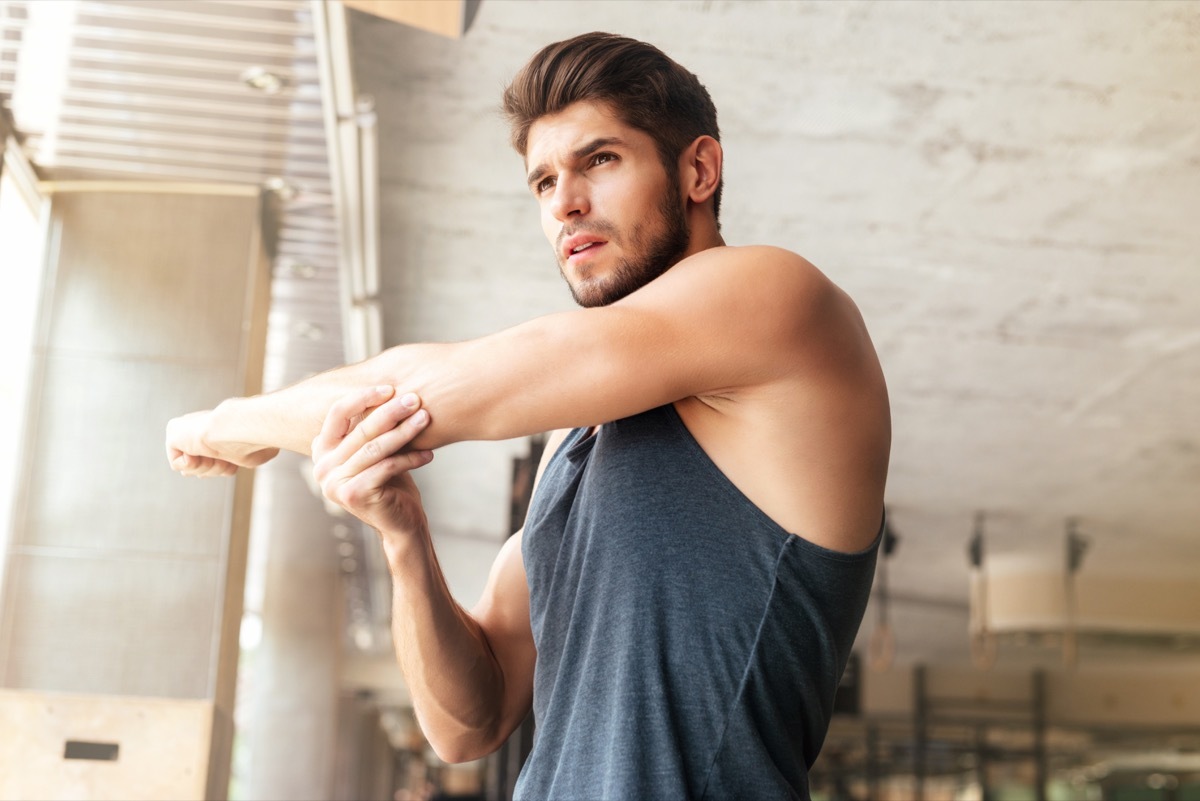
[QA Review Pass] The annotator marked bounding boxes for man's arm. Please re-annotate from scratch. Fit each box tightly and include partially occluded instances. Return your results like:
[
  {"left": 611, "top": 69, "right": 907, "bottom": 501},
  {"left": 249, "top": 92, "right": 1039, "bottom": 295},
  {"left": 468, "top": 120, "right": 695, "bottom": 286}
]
[
  {"left": 311, "top": 388, "right": 567, "bottom": 762},
  {"left": 169, "top": 245, "right": 862, "bottom": 471}
]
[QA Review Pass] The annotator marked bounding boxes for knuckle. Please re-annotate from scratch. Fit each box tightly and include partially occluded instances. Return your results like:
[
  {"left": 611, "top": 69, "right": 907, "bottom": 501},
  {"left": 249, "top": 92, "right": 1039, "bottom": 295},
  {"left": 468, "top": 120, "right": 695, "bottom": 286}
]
[
  {"left": 341, "top": 484, "right": 366, "bottom": 507},
  {"left": 314, "top": 454, "right": 332, "bottom": 477},
  {"left": 363, "top": 439, "right": 383, "bottom": 461},
  {"left": 321, "top": 477, "right": 338, "bottom": 502}
]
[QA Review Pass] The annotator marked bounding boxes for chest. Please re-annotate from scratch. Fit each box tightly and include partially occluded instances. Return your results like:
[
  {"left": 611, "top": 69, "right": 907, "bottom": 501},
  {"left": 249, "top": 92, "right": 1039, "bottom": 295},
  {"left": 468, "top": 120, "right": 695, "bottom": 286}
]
[{"left": 521, "top": 409, "right": 790, "bottom": 643}]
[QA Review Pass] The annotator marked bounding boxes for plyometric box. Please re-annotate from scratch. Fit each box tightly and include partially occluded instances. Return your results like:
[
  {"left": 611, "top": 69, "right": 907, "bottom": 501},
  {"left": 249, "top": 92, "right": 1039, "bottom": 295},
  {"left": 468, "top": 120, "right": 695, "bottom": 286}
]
[{"left": 0, "top": 689, "right": 232, "bottom": 801}]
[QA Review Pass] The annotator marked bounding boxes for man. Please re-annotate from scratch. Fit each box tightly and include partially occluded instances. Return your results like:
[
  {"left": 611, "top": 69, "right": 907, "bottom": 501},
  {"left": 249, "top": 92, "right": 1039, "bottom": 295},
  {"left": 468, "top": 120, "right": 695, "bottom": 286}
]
[{"left": 167, "top": 32, "right": 890, "bottom": 800}]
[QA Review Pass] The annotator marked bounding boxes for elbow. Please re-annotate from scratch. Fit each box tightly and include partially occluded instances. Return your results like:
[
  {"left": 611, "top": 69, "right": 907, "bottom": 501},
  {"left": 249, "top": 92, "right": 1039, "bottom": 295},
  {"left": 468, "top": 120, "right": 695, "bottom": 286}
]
[
  {"left": 426, "top": 731, "right": 504, "bottom": 765},
  {"left": 416, "top": 706, "right": 506, "bottom": 765},
  {"left": 431, "top": 743, "right": 484, "bottom": 765},
  {"left": 375, "top": 341, "right": 476, "bottom": 448}
]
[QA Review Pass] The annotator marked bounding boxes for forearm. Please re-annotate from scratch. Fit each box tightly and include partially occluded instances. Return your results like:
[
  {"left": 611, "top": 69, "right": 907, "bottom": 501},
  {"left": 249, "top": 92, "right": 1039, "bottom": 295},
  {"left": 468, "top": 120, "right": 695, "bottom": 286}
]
[
  {"left": 383, "top": 527, "right": 508, "bottom": 762},
  {"left": 209, "top": 343, "right": 451, "bottom": 456}
]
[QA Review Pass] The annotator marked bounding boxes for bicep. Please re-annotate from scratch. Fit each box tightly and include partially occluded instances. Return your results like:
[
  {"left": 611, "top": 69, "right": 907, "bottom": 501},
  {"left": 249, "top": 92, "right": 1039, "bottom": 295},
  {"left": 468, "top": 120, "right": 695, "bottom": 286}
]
[
  {"left": 507, "top": 247, "right": 836, "bottom": 424},
  {"left": 400, "top": 247, "right": 835, "bottom": 446},
  {"left": 608, "top": 246, "right": 841, "bottom": 392}
]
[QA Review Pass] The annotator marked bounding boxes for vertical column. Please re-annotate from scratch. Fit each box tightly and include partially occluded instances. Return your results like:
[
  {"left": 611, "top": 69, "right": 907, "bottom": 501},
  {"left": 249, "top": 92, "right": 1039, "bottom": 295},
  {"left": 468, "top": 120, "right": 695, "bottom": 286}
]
[
  {"left": 0, "top": 187, "right": 269, "bottom": 800},
  {"left": 244, "top": 453, "right": 342, "bottom": 801}
]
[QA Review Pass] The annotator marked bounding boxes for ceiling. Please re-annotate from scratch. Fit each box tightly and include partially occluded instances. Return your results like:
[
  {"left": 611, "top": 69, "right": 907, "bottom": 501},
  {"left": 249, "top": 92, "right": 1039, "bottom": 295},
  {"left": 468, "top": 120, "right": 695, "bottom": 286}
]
[
  {"left": 0, "top": 0, "right": 344, "bottom": 385},
  {"left": 346, "top": 0, "right": 1200, "bottom": 670}
]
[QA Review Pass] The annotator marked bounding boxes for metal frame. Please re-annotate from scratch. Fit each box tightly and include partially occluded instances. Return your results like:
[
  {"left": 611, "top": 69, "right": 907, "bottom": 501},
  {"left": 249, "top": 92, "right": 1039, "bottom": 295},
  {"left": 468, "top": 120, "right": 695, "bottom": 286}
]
[{"left": 312, "top": 0, "right": 381, "bottom": 364}]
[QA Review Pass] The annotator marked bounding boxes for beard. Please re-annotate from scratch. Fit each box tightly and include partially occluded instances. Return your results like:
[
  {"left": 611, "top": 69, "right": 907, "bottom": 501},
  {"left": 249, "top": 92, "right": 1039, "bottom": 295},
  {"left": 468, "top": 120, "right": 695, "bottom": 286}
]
[{"left": 557, "top": 184, "right": 691, "bottom": 308}]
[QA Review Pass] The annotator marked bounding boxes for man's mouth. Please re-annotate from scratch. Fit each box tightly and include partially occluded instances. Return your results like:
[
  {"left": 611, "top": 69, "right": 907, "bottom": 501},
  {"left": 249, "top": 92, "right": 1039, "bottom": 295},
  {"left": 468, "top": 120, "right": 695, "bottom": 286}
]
[{"left": 562, "top": 233, "right": 608, "bottom": 262}]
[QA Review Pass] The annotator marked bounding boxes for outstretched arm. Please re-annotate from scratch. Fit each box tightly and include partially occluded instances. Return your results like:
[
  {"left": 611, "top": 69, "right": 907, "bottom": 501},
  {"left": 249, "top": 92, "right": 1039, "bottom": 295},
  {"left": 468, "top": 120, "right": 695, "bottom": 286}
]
[{"left": 167, "top": 246, "right": 857, "bottom": 474}]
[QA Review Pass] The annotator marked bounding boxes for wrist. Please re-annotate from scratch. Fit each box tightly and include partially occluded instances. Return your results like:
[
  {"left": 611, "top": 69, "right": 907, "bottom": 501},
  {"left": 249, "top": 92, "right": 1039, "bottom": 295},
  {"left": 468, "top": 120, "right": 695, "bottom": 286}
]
[
  {"left": 209, "top": 397, "right": 242, "bottom": 443},
  {"left": 378, "top": 521, "right": 432, "bottom": 575}
]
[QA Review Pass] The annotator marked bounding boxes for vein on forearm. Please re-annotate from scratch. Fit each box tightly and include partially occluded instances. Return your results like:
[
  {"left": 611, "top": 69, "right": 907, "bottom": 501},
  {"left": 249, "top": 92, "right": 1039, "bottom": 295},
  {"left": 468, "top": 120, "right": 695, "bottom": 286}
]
[{"left": 388, "top": 532, "right": 505, "bottom": 748}]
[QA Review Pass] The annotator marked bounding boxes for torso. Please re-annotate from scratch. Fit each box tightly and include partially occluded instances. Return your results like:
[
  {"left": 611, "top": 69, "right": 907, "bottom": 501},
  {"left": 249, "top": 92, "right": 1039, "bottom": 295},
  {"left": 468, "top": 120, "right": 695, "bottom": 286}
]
[{"left": 518, "top": 403, "right": 882, "bottom": 799}]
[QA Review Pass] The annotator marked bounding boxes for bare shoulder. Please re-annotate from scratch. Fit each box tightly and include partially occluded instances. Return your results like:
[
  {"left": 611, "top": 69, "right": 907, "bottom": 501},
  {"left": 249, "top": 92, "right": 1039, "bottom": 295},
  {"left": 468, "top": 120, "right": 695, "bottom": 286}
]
[
  {"left": 650, "top": 244, "right": 832, "bottom": 300},
  {"left": 624, "top": 244, "right": 873, "bottom": 386},
  {"left": 632, "top": 245, "right": 848, "bottom": 334},
  {"left": 662, "top": 247, "right": 889, "bottom": 552}
]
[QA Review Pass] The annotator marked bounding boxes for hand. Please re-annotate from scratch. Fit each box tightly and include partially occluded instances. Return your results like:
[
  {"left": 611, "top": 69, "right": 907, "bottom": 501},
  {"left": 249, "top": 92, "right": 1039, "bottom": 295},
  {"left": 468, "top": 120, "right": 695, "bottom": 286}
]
[
  {"left": 166, "top": 407, "right": 280, "bottom": 477},
  {"left": 311, "top": 386, "right": 435, "bottom": 537}
]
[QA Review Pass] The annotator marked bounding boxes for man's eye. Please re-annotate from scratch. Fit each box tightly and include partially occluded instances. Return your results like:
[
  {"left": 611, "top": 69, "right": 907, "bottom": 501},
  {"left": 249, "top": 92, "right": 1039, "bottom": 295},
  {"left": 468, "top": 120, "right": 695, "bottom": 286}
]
[
  {"left": 592, "top": 153, "right": 616, "bottom": 166},
  {"left": 537, "top": 177, "right": 555, "bottom": 194}
]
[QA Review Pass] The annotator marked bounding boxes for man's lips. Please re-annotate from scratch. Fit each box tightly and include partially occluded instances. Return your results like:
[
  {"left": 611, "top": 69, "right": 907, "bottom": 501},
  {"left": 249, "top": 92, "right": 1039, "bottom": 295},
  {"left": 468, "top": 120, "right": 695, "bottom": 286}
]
[{"left": 561, "top": 233, "right": 608, "bottom": 262}]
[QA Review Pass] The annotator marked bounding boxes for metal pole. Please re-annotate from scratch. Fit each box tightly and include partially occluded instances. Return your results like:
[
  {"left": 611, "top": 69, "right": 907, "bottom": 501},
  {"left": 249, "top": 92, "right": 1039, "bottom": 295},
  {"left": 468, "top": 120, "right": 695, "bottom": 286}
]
[
  {"left": 914, "top": 664, "right": 928, "bottom": 801},
  {"left": 866, "top": 724, "right": 880, "bottom": 801},
  {"left": 975, "top": 725, "right": 990, "bottom": 801},
  {"left": 1032, "top": 669, "right": 1047, "bottom": 801}
]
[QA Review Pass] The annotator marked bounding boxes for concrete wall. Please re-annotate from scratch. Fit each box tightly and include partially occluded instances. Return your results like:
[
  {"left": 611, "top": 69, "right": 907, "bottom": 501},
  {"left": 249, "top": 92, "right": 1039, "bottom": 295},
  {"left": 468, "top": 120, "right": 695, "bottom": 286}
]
[{"left": 0, "top": 187, "right": 269, "bottom": 799}]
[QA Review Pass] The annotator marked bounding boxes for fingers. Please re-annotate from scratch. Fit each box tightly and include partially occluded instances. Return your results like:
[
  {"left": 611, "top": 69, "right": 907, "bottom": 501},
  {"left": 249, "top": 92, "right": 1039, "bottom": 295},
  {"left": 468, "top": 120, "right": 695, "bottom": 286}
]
[
  {"left": 346, "top": 392, "right": 422, "bottom": 453},
  {"left": 314, "top": 401, "right": 432, "bottom": 488},
  {"left": 331, "top": 408, "right": 431, "bottom": 480},
  {"left": 323, "top": 449, "right": 435, "bottom": 509},
  {"left": 313, "top": 391, "right": 425, "bottom": 475},
  {"left": 174, "top": 453, "right": 239, "bottom": 478},
  {"left": 312, "top": 385, "right": 396, "bottom": 457},
  {"left": 167, "top": 409, "right": 240, "bottom": 477}
]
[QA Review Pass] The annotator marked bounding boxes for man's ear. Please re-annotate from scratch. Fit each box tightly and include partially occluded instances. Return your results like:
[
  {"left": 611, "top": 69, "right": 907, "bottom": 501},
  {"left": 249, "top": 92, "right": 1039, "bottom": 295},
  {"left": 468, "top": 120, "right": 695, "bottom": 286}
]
[{"left": 680, "top": 135, "right": 722, "bottom": 206}]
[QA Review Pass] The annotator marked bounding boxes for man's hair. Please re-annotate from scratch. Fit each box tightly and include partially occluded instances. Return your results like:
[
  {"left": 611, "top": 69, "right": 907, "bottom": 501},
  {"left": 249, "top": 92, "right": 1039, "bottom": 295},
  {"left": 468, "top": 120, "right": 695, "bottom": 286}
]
[{"left": 502, "top": 32, "right": 723, "bottom": 221}]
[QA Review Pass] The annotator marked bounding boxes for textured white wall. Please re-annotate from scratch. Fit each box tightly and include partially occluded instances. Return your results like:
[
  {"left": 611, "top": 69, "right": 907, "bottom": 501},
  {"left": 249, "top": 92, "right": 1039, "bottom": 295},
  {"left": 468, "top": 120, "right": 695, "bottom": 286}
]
[{"left": 350, "top": 0, "right": 1200, "bottom": 667}]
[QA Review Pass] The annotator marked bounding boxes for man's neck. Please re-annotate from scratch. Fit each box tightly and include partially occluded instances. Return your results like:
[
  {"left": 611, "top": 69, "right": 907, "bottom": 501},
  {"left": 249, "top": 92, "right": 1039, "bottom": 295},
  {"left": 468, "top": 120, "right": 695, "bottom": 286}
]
[{"left": 682, "top": 218, "right": 726, "bottom": 261}]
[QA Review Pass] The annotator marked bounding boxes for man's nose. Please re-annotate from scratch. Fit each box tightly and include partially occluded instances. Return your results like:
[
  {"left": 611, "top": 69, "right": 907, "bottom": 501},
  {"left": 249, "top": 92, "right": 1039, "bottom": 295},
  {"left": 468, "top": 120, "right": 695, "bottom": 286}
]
[{"left": 550, "top": 172, "right": 589, "bottom": 221}]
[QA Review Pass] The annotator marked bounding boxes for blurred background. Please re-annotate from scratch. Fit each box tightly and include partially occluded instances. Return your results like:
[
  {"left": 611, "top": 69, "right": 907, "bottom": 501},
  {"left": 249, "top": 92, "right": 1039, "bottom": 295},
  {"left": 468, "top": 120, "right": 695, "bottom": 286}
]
[{"left": 1, "top": 1, "right": 1198, "bottom": 799}]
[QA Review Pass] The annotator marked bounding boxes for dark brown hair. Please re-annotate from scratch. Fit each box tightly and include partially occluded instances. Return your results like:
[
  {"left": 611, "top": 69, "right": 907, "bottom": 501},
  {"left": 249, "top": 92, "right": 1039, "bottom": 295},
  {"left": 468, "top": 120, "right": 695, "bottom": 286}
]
[{"left": 502, "top": 32, "right": 722, "bottom": 221}]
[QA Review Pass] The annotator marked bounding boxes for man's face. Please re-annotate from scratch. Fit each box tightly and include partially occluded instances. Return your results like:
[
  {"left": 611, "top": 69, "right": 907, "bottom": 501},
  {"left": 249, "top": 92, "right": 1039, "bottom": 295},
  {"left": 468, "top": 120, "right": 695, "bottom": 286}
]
[{"left": 525, "top": 101, "right": 690, "bottom": 307}]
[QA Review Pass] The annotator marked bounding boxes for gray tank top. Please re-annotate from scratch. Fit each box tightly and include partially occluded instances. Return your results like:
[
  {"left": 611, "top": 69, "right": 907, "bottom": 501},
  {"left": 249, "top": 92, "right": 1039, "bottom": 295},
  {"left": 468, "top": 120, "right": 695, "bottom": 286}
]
[{"left": 516, "top": 404, "right": 879, "bottom": 800}]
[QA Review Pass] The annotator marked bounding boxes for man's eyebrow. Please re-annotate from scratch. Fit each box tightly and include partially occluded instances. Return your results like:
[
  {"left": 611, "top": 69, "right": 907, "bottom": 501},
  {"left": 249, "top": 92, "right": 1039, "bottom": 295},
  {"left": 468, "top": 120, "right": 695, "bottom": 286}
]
[{"left": 526, "top": 137, "right": 628, "bottom": 188}]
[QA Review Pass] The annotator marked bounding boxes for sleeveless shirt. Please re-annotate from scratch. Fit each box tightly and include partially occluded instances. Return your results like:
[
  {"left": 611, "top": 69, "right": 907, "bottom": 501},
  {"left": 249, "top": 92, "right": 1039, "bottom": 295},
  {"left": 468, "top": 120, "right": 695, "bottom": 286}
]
[{"left": 516, "top": 404, "right": 880, "bottom": 800}]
